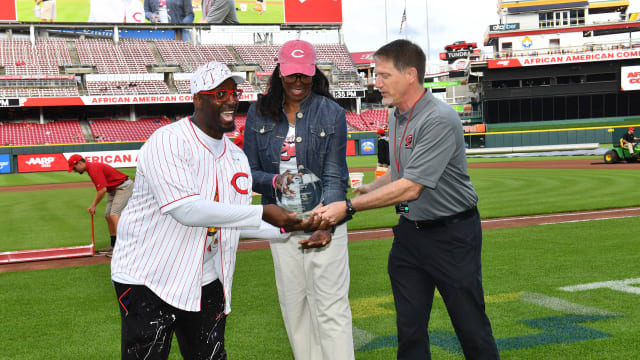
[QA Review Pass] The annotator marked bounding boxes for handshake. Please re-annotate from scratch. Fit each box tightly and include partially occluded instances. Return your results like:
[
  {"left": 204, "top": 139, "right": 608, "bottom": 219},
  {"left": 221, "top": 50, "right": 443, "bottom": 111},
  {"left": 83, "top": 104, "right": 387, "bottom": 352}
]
[{"left": 262, "top": 169, "right": 364, "bottom": 248}]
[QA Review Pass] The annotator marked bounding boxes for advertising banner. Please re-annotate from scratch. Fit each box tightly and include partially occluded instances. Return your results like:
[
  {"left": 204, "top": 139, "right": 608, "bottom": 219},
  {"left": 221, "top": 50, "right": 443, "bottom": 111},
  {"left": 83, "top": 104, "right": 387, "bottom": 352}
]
[
  {"left": 489, "top": 23, "right": 520, "bottom": 32},
  {"left": 351, "top": 51, "right": 375, "bottom": 65},
  {"left": 360, "top": 138, "right": 375, "bottom": 155},
  {"left": 17, "top": 153, "right": 68, "bottom": 173},
  {"left": 424, "top": 81, "right": 461, "bottom": 88},
  {"left": 0, "top": 98, "right": 20, "bottom": 107},
  {"left": 621, "top": 65, "right": 640, "bottom": 91},
  {"left": 15, "top": 0, "right": 341, "bottom": 24},
  {"left": 0, "top": 1, "right": 17, "bottom": 21},
  {"left": 17, "top": 150, "right": 140, "bottom": 173},
  {"left": 18, "top": 92, "right": 258, "bottom": 107},
  {"left": 0, "top": 154, "right": 11, "bottom": 174},
  {"left": 488, "top": 49, "right": 640, "bottom": 68},
  {"left": 62, "top": 150, "right": 140, "bottom": 168},
  {"left": 284, "top": 0, "right": 342, "bottom": 23}
]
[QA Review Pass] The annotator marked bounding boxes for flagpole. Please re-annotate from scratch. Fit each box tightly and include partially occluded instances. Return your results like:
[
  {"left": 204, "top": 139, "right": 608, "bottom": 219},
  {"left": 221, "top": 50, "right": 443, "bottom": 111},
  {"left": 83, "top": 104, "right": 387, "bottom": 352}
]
[
  {"left": 404, "top": 0, "right": 408, "bottom": 39},
  {"left": 384, "top": 0, "right": 388, "bottom": 44}
]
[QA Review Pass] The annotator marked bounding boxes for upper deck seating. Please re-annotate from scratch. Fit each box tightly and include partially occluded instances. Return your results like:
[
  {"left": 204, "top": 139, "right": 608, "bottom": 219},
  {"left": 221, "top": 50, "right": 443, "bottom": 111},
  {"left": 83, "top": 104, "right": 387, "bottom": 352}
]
[
  {"left": 154, "top": 40, "right": 205, "bottom": 72},
  {"left": 0, "top": 39, "right": 72, "bottom": 75},
  {"left": 314, "top": 44, "right": 356, "bottom": 72},
  {"left": 233, "top": 45, "right": 279, "bottom": 72},
  {"left": 76, "top": 39, "right": 155, "bottom": 74}
]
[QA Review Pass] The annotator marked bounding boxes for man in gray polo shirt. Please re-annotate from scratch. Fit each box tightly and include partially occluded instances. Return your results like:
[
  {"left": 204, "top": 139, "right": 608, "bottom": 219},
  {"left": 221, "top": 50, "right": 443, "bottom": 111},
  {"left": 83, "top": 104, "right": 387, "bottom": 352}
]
[{"left": 317, "top": 39, "right": 500, "bottom": 360}]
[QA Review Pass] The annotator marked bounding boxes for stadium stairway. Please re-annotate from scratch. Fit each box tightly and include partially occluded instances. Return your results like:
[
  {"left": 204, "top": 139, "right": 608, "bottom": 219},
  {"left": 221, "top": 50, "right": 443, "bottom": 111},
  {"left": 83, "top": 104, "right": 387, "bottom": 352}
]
[
  {"left": 167, "top": 75, "right": 178, "bottom": 93},
  {"left": 226, "top": 46, "right": 245, "bottom": 65},
  {"left": 148, "top": 41, "right": 166, "bottom": 68},
  {"left": 67, "top": 40, "right": 81, "bottom": 65},
  {"left": 79, "top": 120, "right": 94, "bottom": 142}
]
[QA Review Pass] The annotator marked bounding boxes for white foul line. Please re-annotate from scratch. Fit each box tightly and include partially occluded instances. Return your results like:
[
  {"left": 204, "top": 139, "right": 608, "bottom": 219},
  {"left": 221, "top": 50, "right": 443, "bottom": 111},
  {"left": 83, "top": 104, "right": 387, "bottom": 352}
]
[
  {"left": 520, "top": 292, "right": 619, "bottom": 316},
  {"left": 482, "top": 207, "right": 640, "bottom": 224}
]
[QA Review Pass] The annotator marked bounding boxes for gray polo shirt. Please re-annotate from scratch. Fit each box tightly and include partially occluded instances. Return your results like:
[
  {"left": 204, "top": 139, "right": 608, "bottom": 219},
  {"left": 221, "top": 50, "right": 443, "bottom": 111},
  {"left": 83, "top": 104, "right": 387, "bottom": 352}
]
[{"left": 389, "top": 90, "right": 478, "bottom": 221}]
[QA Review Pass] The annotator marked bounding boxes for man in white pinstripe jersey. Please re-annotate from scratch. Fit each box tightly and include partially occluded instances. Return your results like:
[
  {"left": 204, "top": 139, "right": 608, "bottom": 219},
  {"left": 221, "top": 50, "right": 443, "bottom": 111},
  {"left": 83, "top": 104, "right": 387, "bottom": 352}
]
[{"left": 110, "top": 61, "right": 310, "bottom": 360}]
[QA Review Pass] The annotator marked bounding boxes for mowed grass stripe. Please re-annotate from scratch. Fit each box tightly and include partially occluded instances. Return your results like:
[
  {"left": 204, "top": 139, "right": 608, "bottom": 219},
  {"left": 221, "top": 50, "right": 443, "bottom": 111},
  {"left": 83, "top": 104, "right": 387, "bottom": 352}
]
[
  {"left": 3, "top": 166, "right": 640, "bottom": 251},
  {"left": 1, "top": 217, "right": 640, "bottom": 359}
]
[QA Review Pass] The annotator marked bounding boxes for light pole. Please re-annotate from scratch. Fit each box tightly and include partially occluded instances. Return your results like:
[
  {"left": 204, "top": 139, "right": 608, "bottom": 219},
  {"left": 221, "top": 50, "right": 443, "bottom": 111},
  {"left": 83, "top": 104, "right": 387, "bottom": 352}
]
[
  {"left": 384, "top": 0, "right": 388, "bottom": 43},
  {"left": 426, "top": 0, "right": 431, "bottom": 73}
]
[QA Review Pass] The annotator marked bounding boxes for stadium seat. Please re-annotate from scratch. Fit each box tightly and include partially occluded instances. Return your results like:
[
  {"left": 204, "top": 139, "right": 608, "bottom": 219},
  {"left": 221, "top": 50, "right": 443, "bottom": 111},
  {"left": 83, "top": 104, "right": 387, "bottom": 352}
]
[
  {"left": 88, "top": 118, "right": 171, "bottom": 142},
  {"left": 0, "top": 120, "right": 84, "bottom": 146}
]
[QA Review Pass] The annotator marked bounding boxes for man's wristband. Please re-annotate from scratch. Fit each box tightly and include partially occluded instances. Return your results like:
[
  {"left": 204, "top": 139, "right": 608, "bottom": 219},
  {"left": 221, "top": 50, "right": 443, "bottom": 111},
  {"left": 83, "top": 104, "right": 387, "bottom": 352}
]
[{"left": 272, "top": 174, "right": 278, "bottom": 189}]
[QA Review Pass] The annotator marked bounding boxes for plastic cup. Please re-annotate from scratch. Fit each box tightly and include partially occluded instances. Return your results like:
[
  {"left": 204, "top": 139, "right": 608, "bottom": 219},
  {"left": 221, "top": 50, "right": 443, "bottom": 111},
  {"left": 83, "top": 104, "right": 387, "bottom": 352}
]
[{"left": 349, "top": 172, "right": 364, "bottom": 188}]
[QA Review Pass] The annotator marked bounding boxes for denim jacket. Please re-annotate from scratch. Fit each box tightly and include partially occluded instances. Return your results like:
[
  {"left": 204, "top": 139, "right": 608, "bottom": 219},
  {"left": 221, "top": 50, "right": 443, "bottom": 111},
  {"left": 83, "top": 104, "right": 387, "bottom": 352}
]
[{"left": 243, "top": 92, "right": 351, "bottom": 220}]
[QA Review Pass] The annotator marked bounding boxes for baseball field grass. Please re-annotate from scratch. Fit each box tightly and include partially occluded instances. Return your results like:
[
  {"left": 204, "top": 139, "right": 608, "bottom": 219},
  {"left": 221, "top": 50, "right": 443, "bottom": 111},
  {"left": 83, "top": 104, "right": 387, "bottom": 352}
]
[
  {"left": 16, "top": 0, "right": 284, "bottom": 24},
  {"left": 1, "top": 217, "right": 639, "bottom": 359},
  {"left": 17, "top": 0, "right": 91, "bottom": 23},
  {"left": 1, "top": 154, "right": 640, "bottom": 359},
  {"left": 2, "top": 156, "right": 640, "bottom": 251}
]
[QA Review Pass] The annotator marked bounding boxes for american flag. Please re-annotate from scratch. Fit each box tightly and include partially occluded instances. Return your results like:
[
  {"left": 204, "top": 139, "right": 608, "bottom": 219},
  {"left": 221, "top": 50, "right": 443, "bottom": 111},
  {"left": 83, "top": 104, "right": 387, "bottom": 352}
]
[{"left": 399, "top": 9, "right": 407, "bottom": 34}]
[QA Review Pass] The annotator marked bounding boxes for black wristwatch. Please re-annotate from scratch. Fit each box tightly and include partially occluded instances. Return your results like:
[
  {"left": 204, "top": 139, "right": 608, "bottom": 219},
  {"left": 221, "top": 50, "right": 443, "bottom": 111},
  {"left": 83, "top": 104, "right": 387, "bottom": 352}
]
[{"left": 345, "top": 199, "right": 357, "bottom": 216}]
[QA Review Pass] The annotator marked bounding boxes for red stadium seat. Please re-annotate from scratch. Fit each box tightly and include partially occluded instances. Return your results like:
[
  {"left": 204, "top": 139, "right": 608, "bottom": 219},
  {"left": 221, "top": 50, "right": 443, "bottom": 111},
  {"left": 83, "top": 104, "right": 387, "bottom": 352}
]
[{"left": 0, "top": 120, "right": 85, "bottom": 146}]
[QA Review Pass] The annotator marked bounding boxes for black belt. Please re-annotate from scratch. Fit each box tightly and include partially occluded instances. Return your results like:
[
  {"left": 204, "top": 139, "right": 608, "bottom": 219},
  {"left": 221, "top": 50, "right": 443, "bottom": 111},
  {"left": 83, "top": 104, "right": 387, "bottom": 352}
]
[
  {"left": 403, "top": 206, "right": 477, "bottom": 230},
  {"left": 117, "top": 177, "right": 130, "bottom": 187}
]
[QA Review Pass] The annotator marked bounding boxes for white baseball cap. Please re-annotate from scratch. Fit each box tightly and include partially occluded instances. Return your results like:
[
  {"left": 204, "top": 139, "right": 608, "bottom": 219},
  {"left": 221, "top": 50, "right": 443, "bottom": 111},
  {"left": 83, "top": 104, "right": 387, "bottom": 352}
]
[{"left": 191, "top": 61, "right": 245, "bottom": 95}]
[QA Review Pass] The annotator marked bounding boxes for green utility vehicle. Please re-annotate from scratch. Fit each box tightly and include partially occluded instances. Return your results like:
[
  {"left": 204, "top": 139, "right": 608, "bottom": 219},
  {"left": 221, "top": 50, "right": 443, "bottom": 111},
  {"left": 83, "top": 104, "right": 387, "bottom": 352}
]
[{"left": 604, "top": 139, "right": 640, "bottom": 163}]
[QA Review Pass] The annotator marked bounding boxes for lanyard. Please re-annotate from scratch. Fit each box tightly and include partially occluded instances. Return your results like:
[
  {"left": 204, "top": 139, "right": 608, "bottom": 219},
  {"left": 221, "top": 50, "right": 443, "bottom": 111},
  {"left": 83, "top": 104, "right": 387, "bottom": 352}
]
[{"left": 393, "top": 90, "right": 425, "bottom": 173}]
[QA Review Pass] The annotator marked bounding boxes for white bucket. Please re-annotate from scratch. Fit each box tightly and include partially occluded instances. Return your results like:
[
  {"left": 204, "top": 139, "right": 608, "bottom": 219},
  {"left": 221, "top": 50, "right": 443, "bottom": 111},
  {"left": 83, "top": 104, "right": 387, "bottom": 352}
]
[
  {"left": 240, "top": 3, "right": 247, "bottom": 11},
  {"left": 349, "top": 172, "right": 364, "bottom": 188}
]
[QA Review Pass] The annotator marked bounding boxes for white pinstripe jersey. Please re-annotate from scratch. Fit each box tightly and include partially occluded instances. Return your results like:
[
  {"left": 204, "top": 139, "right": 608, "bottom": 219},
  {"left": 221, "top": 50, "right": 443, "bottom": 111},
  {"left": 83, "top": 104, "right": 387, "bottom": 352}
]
[{"left": 111, "top": 118, "right": 254, "bottom": 313}]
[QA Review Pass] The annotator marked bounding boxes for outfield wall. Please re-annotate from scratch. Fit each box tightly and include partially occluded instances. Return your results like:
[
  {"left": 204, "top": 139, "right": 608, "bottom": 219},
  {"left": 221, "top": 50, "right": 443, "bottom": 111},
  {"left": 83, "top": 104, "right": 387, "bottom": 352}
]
[
  {"left": 0, "top": 126, "right": 633, "bottom": 174},
  {"left": 467, "top": 125, "right": 634, "bottom": 149}
]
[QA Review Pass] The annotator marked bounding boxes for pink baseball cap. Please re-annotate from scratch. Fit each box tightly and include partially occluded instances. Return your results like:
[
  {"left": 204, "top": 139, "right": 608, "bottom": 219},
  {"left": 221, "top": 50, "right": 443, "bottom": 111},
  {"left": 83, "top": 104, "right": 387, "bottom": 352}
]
[{"left": 278, "top": 40, "right": 316, "bottom": 77}]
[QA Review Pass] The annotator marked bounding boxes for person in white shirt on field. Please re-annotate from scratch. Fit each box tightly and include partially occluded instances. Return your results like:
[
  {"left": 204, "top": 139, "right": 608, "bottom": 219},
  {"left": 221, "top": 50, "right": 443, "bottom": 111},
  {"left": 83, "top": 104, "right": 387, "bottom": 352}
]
[{"left": 110, "top": 61, "right": 318, "bottom": 360}]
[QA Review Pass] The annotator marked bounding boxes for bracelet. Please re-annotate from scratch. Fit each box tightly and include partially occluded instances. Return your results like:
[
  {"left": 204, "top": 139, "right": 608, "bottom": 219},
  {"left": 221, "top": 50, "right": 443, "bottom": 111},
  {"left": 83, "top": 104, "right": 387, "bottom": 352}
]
[
  {"left": 272, "top": 174, "right": 278, "bottom": 189},
  {"left": 280, "top": 227, "right": 286, "bottom": 234}
]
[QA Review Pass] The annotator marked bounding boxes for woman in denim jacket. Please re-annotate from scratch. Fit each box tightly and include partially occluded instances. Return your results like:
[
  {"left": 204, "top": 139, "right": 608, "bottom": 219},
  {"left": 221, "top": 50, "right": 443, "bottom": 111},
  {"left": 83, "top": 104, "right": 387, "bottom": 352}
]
[{"left": 243, "top": 40, "right": 354, "bottom": 360}]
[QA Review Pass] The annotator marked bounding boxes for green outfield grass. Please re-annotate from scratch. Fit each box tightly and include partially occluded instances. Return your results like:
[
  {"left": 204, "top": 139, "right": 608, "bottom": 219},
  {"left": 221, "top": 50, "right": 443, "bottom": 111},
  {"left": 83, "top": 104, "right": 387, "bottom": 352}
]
[
  {"left": 17, "top": 0, "right": 90, "bottom": 22},
  {"left": 2, "top": 159, "right": 640, "bottom": 251},
  {"left": 1, "top": 217, "right": 639, "bottom": 359},
  {"left": 17, "top": 0, "right": 284, "bottom": 23}
]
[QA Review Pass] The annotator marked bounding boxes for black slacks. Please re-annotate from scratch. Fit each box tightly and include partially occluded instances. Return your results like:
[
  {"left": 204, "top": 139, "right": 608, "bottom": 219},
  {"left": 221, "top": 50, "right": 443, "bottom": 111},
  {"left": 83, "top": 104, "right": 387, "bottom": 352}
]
[{"left": 388, "top": 211, "right": 500, "bottom": 360}]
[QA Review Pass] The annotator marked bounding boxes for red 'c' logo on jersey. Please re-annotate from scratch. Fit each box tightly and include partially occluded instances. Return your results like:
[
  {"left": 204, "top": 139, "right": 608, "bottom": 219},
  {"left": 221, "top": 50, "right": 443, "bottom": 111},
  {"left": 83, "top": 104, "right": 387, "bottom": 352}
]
[{"left": 231, "top": 173, "right": 249, "bottom": 194}]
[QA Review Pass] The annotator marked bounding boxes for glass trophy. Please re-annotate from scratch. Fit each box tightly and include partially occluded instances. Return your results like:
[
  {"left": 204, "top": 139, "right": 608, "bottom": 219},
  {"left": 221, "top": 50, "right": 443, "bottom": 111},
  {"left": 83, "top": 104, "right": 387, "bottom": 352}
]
[{"left": 275, "top": 168, "right": 323, "bottom": 219}]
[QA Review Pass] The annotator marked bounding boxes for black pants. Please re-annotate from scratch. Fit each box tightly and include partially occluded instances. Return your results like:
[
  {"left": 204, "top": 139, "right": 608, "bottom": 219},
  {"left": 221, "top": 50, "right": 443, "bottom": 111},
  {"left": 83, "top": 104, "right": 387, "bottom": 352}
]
[
  {"left": 114, "top": 280, "right": 227, "bottom": 360},
  {"left": 388, "top": 211, "right": 500, "bottom": 360}
]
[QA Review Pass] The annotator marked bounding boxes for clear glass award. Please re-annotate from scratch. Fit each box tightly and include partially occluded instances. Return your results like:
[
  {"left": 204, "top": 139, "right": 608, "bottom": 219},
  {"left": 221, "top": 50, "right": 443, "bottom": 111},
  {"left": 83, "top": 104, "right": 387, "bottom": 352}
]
[{"left": 275, "top": 168, "right": 323, "bottom": 219}]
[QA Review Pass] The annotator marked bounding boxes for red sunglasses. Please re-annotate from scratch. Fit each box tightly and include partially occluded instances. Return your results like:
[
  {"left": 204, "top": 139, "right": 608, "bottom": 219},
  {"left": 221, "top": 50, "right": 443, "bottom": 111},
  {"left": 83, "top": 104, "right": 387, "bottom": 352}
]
[{"left": 198, "top": 89, "right": 243, "bottom": 102}]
